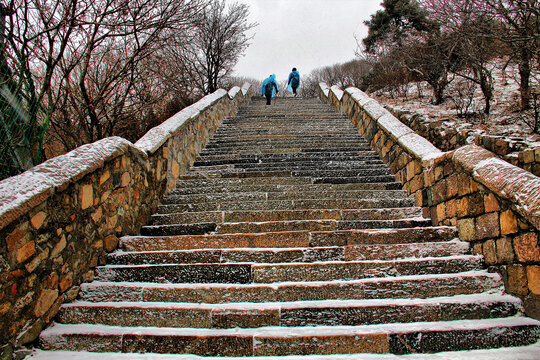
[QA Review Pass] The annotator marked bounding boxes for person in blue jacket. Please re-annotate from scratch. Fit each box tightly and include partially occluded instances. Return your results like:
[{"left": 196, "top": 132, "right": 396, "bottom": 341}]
[
  {"left": 287, "top": 68, "right": 300, "bottom": 96},
  {"left": 261, "top": 74, "right": 279, "bottom": 105}
]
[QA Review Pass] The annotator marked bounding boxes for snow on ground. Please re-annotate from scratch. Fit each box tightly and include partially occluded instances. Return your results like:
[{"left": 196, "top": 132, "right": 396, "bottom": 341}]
[{"left": 371, "top": 58, "right": 540, "bottom": 147}]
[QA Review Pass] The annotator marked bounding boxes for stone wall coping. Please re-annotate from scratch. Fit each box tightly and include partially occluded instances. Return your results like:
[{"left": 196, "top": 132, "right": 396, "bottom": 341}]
[
  {"left": 342, "top": 87, "right": 443, "bottom": 164},
  {"left": 0, "top": 136, "right": 143, "bottom": 231},
  {"left": 319, "top": 82, "right": 330, "bottom": 97},
  {"left": 241, "top": 82, "right": 252, "bottom": 96},
  {"left": 345, "top": 87, "right": 372, "bottom": 106},
  {"left": 330, "top": 86, "right": 344, "bottom": 101},
  {"left": 398, "top": 132, "right": 443, "bottom": 164},
  {"left": 454, "top": 145, "right": 540, "bottom": 230},
  {"left": 228, "top": 86, "right": 241, "bottom": 99},
  {"left": 134, "top": 89, "right": 228, "bottom": 154},
  {"left": 0, "top": 86, "right": 247, "bottom": 232},
  {"left": 377, "top": 113, "right": 415, "bottom": 140}
]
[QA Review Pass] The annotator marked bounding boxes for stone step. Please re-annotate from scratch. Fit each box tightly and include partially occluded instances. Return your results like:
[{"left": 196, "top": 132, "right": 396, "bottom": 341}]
[
  {"left": 177, "top": 176, "right": 315, "bottom": 187},
  {"left": 179, "top": 171, "right": 395, "bottom": 183},
  {"left": 141, "top": 218, "right": 433, "bottom": 236},
  {"left": 93, "top": 255, "right": 483, "bottom": 284},
  {"left": 108, "top": 241, "right": 470, "bottom": 265},
  {"left": 150, "top": 208, "right": 423, "bottom": 225},
  {"left": 161, "top": 190, "right": 410, "bottom": 205},
  {"left": 119, "top": 227, "right": 458, "bottom": 252},
  {"left": 39, "top": 317, "right": 540, "bottom": 355},
  {"left": 199, "top": 147, "right": 379, "bottom": 155},
  {"left": 192, "top": 157, "right": 384, "bottom": 167},
  {"left": 25, "top": 342, "right": 540, "bottom": 360},
  {"left": 207, "top": 135, "right": 369, "bottom": 143},
  {"left": 156, "top": 198, "right": 415, "bottom": 213},
  {"left": 190, "top": 162, "right": 388, "bottom": 172},
  {"left": 204, "top": 138, "right": 371, "bottom": 146},
  {"left": 78, "top": 271, "right": 501, "bottom": 303},
  {"left": 194, "top": 152, "right": 381, "bottom": 162},
  {"left": 170, "top": 182, "right": 403, "bottom": 195},
  {"left": 55, "top": 294, "right": 522, "bottom": 329}
]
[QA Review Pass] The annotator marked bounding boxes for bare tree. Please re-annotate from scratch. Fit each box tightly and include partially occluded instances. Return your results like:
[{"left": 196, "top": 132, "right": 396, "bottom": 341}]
[
  {"left": 421, "top": 0, "right": 507, "bottom": 114},
  {"left": 482, "top": 0, "right": 540, "bottom": 110},
  {"left": 185, "top": 0, "right": 257, "bottom": 94},
  {"left": 3, "top": 0, "right": 207, "bottom": 157}
]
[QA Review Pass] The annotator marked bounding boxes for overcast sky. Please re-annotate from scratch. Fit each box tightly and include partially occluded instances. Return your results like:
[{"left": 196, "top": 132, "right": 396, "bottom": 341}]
[{"left": 229, "top": 0, "right": 384, "bottom": 82}]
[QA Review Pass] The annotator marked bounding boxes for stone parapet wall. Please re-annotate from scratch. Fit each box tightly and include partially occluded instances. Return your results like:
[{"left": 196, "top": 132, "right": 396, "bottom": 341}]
[
  {"left": 0, "top": 84, "right": 252, "bottom": 356},
  {"left": 386, "top": 105, "right": 540, "bottom": 178},
  {"left": 319, "top": 82, "right": 540, "bottom": 320}
]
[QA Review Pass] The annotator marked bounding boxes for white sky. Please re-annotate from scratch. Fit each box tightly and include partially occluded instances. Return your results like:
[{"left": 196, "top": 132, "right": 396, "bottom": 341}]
[{"left": 229, "top": 0, "right": 383, "bottom": 82}]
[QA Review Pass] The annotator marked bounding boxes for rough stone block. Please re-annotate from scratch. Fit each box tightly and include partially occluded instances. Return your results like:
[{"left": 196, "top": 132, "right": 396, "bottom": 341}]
[
  {"left": 446, "top": 199, "right": 457, "bottom": 219},
  {"left": 103, "top": 235, "right": 119, "bottom": 252},
  {"left": 482, "top": 240, "right": 497, "bottom": 265},
  {"left": 457, "top": 218, "right": 475, "bottom": 241},
  {"left": 80, "top": 184, "right": 94, "bottom": 210},
  {"left": 30, "top": 212, "right": 47, "bottom": 230},
  {"left": 526, "top": 266, "right": 540, "bottom": 295},
  {"left": 6, "top": 223, "right": 29, "bottom": 252},
  {"left": 484, "top": 193, "right": 500, "bottom": 213},
  {"left": 212, "top": 309, "right": 279, "bottom": 328},
  {"left": 16, "top": 241, "right": 35, "bottom": 263},
  {"left": 432, "top": 180, "right": 447, "bottom": 204},
  {"left": 436, "top": 203, "right": 446, "bottom": 223},
  {"left": 253, "top": 333, "right": 388, "bottom": 356},
  {"left": 501, "top": 210, "right": 519, "bottom": 235},
  {"left": 457, "top": 173, "right": 472, "bottom": 196},
  {"left": 475, "top": 212, "right": 500, "bottom": 240},
  {"left": 34, "top": 289, "right": 58, "bottom": 317},
  {"left": 467, "top": 193, "right": 485, "bottom": 217},
  {"left": 446, "top": 174, "right": 458, "bottom": 198},
  {"left": 508, "top": 265, "right": 528, "bottom": 296},
  {"left": 496, "top": 237, "right": 514, "bottom": 264},
  {"left": 523, "top": 149, "right": 535, "bottom": 164},
  {"left": 457, "top": 197, "right": 469, "bottom": 218},
  {"left": 514, "top": 233, "right": 540, "bottom": 262}
]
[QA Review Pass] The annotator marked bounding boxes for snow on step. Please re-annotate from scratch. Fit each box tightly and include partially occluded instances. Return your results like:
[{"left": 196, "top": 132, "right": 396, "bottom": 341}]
[
  {"left": 93, "top": 255, "right": 484, "bottom": 284},
  {"left": 24, "top": 341, "right": 540, "bottom": 360},
  {"left": 107, "top": 240, "right": 470, "bottom": 265},
  {"left": 36, "top": 97, "right": 540, "bottom": 357},
  {"left": 38, "top": 318, "right": 540, "bottom": 355},
  {"left": 78, "top": 271, "right": 503, "bottom": 303},
  {"left": 56, "top": 294, "right": 523, "bottom": 328}
]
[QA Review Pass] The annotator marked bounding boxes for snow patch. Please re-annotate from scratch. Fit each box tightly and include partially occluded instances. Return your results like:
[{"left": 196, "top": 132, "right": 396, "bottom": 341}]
[
  {"left": 228, "top": 86, "right": 241, "bottom": 99},
  {"left": 241, "top": 82, "right": 251, "bottom": 96},
  {"left": 135, "top": 89, "right": 228, "bottom": 154},
  {"left": 330, "top": 86, "right": 344, "bottom": 101},
  {"left": 0, "top": 137, "right": 142, "bottom": 230}
]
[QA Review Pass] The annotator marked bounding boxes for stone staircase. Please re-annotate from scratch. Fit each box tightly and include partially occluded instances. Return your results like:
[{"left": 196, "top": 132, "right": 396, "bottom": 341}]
[{"left": 33, "top": 97, "right": 540, "bottom": 358}]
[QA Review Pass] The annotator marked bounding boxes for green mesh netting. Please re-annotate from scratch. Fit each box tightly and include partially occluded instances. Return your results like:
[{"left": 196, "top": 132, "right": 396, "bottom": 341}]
[{"left": 0, "top": 47, "right": 48, "bottom": 181}]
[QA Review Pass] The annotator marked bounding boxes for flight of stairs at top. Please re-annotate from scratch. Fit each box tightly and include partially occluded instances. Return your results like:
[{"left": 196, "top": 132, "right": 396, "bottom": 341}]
[{"left": 34, "top": 96, "right": 540, "bottom": 358}]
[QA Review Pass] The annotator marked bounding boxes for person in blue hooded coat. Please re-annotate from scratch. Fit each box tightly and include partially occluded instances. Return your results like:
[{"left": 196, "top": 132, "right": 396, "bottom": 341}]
[
  {"left": 287, "top": 68, "right": 300, "bottom": 96},
  {"left": 260, "top": 74, "right": 279, "bottom": 105}
]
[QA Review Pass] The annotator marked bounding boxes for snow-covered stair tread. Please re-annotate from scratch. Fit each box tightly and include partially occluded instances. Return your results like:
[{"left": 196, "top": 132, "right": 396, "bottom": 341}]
[
  {"left": 38, "top": 318, "right": 540, "bottom": 355},
  {"left": 26, "top": 340, "right": 540, "bottom": 359},
  {"left": 36, "top": 96, "right": 540, "bottom": 356}
]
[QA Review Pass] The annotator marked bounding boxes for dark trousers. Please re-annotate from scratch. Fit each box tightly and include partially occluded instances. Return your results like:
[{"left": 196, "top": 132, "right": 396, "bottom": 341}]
[{"left": 265, "top": 94, "right": 272, "bottom": 105}]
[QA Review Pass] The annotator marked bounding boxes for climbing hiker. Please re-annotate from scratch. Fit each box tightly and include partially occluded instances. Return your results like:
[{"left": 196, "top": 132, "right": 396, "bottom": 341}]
[
  {"left": 287, "top": 67, "right": 300, "bottom": 96},
  {"left": 261, "top": 74, "right": 279, "bottom": 105}
]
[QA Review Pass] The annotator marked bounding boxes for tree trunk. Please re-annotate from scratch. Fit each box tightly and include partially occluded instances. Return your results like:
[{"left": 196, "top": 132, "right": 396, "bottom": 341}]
[{"left": 519, "top": 47, "right": 531, "bottom": 110}]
